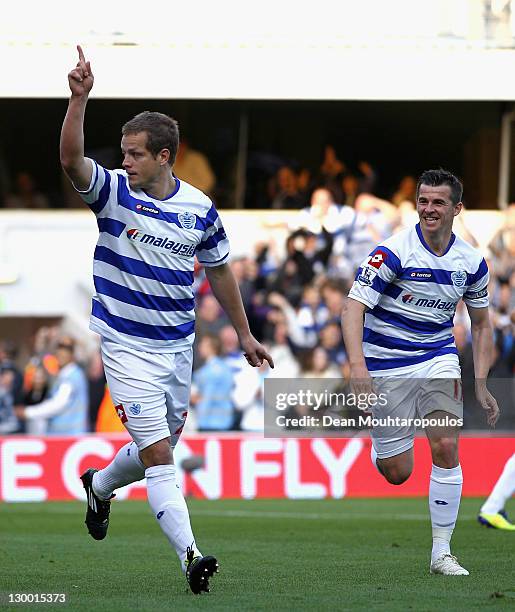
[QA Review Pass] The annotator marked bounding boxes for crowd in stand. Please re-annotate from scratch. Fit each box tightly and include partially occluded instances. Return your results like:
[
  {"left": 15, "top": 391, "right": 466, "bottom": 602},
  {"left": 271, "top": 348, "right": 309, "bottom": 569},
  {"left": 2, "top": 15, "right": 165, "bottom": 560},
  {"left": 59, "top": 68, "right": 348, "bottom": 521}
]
[{"left": 0, "top": 146, "right": 514, "bottom": 434}]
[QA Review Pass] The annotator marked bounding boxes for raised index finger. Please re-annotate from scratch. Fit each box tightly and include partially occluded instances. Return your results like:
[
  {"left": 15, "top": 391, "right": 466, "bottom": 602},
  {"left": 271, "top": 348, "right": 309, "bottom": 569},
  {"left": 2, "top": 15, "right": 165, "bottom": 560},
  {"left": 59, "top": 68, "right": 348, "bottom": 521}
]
[{"left": 77, "top": 44, "right": 86, "bottom": 63}]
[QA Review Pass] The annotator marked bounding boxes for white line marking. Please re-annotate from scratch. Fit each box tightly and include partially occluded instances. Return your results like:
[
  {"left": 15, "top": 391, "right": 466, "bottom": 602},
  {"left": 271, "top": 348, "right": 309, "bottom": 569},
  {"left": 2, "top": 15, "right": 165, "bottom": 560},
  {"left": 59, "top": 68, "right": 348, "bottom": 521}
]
[{"left": 191, "top": 509, "right": 478, "bottom": 521}]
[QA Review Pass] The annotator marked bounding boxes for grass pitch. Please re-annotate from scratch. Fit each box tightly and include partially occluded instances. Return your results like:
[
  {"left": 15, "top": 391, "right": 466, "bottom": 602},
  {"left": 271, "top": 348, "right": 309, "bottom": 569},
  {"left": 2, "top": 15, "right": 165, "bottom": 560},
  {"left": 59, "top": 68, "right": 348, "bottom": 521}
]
[{"left": 1, "top": 498, "right": 514, "bottom": 611}]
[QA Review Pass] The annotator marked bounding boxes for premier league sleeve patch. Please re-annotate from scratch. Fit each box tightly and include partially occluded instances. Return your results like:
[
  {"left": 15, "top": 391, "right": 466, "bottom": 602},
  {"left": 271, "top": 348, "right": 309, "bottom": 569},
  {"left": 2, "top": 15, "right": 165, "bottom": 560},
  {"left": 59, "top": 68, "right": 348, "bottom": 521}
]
[{"left": 357, "top": 265, "right": 378, "bottom": 286}]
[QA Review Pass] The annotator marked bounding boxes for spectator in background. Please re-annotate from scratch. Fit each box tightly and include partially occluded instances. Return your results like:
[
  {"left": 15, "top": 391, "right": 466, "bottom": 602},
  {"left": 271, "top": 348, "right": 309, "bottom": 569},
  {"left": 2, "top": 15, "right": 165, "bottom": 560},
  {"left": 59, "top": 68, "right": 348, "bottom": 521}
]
[
  {"left": 16, "top": 336, "right": 88, "bottom": 434},
  {"left": 320, "top": 279, "right": 348, "bottom": 324},
  {"left": 173, "top": 139, "right": 216, "bottom": 195},
  {"left": 196, "top": 294, "right": 230, "bottom": 337},
  {"left": 0, "top": 367, "right": 19, "bottom": 433},
  {"left": 392, "top": 174, "right": 417, "bottom": 206},
  {"left": 488, "top": 203, "right": 515, "bottom": 280},
  {"left": 299, "top": 346, "right": 340, "bottom": 379},
  {"left": 319, "top": 322, "right": 348, "bottom": 375},
  {"left": 4, "top": 171, "right": 49, "bottom": 209},
  {"left": 22, "top": 363, "right": 51, "bottom": 434},
  {"left": 270, "top": 166, "right": 306, "bottom": 209},
  {"left": 0, "top": 340, "right": 24, "bottom": 408},
  {"left": 340, "top": 162, "right": 376, "bottom": 207},
  {"left": 87, "top": 349, "right": 106, "bottom": 431},
  {"left": 264, "top": 318, "right": 300, "bottom": 379},
  {"left": 319, "top": 145, "right": 346, "bottom": 201},
  {"left": 191, "top": 335, "right": 234, "bottom": 431}
]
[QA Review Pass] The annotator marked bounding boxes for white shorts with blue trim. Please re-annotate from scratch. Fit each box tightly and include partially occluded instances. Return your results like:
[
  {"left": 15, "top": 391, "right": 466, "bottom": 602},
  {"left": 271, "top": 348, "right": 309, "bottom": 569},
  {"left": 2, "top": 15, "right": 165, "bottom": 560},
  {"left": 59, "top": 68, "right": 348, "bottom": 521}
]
[
  {"left": 370, "top": 356, "right": 463, "bottom": 459},
  {"left": 101, "top": 338, "right": 192, "bottom": 451}
]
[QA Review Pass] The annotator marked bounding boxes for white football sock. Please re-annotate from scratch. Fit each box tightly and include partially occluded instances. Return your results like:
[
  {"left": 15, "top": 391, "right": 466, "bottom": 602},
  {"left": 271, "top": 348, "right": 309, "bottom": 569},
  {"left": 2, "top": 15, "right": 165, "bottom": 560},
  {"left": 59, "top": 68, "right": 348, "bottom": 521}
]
[
  {"left": 92, "top": 441, "right": 145, "bottom": 500},
  {"left": 429, "top": 464, "right": 463, "bottom": 562},
  {"left": 146, "top": 464, "right": 201, "bottom": 571},
  {"left": 480, "top": 454, "right": 515, "bottom": 514}
]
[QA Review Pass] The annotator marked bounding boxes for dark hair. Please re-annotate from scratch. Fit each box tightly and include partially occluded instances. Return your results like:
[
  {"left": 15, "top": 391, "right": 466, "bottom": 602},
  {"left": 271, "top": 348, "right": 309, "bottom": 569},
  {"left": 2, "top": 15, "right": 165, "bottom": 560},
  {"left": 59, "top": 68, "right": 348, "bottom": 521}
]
[
  {"left": 416, "top": 169, "right": 463, "bottom": 205},
  {"left": 122, "top": 111, "right": 180, "bottom": 166}
]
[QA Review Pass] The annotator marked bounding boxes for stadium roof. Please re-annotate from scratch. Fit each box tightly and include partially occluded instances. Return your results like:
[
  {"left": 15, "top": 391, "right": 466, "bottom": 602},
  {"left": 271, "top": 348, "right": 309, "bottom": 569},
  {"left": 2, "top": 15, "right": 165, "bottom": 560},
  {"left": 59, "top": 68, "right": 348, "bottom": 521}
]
[{"left": 2, "top": 0, "right": 515, "bottom": 100}]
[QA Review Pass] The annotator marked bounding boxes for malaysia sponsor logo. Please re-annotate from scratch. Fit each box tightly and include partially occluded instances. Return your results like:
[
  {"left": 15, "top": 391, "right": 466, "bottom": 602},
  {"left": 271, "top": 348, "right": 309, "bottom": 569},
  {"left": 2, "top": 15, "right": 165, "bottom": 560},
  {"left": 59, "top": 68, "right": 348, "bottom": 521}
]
[
  {"left": 178, "top": 211, "right": 196, "bottom": 229},
  {"left": 367, "top": 250, "right": 386, "bottom": 269},
  {"left": 126, "top": 228, "right": 195, "bottom": 257},
  {"left": 451, "top": 269, "right": 467, "bottom": 287},
  {"left": 135, "top": 203, "right": 160, "bottom": 215},
  {"left": 357, "top": 266, "right": 377, "bottom": 287},
  {"left": 401, "top": 293, "right": 457, "bottom": 311}
]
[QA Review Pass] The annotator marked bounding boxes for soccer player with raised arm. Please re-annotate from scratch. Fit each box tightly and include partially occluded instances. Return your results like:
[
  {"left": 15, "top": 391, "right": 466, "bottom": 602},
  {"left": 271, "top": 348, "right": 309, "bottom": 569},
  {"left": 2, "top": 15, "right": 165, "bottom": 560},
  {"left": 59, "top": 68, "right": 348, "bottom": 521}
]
[
  {"left": 342, "top": 168, "right": 500, "bottom": 576},
  {"left": 60, "top": 46, "right": 273, "bottom": 594}
]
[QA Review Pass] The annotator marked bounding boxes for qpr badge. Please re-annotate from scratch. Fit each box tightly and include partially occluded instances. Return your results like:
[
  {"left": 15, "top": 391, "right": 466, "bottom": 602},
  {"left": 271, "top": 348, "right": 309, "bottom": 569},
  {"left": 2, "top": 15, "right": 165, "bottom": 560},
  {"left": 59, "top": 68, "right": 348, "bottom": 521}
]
[
  {"left": 451, "top": 269, "right": 467, "bottom": 287},
  {"left": 178, "top": 211, "right": 196, "bottom": 229}
]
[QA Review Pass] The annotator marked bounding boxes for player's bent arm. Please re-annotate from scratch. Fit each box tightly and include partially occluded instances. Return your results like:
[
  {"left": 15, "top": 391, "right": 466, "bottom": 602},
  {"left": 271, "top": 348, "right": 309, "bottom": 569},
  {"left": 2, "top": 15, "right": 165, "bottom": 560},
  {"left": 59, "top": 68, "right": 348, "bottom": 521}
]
[
  {"left": 466, "top": 304, "right": 500, "bottom": 426},
  {"left": 466, "top": 305, "right": 495, "bottom": 379},
  {"left": 205, "top": 263, "right": 274, "bottom": 368},
  {"left": 341, "top": 297, "right": 370, "bottom": 378},
  {"left": 205, "top": 263, "right": 251, "bottom": 339},
  {"left": 60, "top": 96, "right": 92, "bottom": 191}
]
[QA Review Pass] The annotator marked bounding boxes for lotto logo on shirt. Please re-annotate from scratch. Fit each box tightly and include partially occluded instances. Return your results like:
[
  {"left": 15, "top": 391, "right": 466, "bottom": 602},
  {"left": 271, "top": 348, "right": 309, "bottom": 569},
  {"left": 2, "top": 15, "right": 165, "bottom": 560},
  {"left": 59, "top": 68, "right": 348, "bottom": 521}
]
[
  {"left": 126, "top": 228, "right": 195, "bottom": 257},
  {"left": 367, "top": 250, "right": 387, "bottom": 269}
]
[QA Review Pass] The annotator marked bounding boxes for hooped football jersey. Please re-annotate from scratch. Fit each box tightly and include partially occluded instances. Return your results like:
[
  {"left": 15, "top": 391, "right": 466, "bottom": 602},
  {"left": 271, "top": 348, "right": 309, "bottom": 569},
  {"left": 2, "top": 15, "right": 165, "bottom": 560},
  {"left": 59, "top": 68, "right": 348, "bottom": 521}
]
[
  {"left": 77, "top": 159, "right": 230, "bottom": 353},
  {"left": 348, "top": 223, "right": 489, "bottom": 376}
]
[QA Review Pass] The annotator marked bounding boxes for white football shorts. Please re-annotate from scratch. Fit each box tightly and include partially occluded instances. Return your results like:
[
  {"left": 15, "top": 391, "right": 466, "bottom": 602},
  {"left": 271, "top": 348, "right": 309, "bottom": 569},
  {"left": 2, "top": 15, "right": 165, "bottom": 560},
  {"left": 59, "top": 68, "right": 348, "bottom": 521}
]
[
  {"left": 370, "top": 356, "right": 463, "bottom": 459},
  {"left": 100, "top": 338, "right": 193, "bottom": 451}
]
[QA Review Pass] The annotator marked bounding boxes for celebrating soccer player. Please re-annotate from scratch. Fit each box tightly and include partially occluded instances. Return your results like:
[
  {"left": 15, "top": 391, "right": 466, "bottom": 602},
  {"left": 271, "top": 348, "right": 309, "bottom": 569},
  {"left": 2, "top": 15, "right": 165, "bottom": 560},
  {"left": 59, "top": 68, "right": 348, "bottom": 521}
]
[
  {"left": 342, "top": 168, "right": 500, "bottom": 576},
  {"left": 60, "top": 45, "right": 273, "bottom": 594}
]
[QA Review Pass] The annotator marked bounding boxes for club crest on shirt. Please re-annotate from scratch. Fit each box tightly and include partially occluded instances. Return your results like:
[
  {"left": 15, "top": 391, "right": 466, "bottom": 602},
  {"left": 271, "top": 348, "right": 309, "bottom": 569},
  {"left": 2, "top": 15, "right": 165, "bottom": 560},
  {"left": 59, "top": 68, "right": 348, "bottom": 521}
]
[
  {"left": 451, "top": 270, "right": 467, "bottom": 287},
  {"left": 178, "top": 211, "right": 196, "bottom": 229}
]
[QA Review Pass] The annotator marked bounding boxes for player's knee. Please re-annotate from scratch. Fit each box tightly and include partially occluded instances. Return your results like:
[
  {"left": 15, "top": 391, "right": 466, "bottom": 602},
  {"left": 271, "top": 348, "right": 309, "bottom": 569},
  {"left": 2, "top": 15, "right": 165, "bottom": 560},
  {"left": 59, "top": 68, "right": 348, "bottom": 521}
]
[
  {"left": 378, "top": 462, "right": 412, "bottom": 485},
  {"left": 430, "top": 437, "right": 458, "bottom": 468},
  {"left": 384, "top": 468, "right": 412, "bottom": 485}
]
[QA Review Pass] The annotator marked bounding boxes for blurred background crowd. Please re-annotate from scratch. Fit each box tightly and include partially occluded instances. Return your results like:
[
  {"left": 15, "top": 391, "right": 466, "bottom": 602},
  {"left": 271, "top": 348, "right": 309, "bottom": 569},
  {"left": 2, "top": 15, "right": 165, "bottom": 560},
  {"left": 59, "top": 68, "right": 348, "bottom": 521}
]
[{"left": 0, "top": 143, "right": 514, "bottom": 436}]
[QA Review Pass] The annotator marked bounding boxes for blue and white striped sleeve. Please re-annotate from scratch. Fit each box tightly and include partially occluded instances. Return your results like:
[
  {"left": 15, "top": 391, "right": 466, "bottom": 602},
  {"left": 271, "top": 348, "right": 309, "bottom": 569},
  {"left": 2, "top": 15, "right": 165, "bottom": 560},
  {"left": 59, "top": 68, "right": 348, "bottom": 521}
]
[
  {"left": 196, "top": 206, "right": 230, "bottom": 267},
  {"left": 463, "top": 258, "right": 489, "bottom": 308},
  {"left": 74, "top": 158, "right": 113, "bottom": 216},
  {"left": 348, "top": 246, "right": 402, "bottom": 309}
]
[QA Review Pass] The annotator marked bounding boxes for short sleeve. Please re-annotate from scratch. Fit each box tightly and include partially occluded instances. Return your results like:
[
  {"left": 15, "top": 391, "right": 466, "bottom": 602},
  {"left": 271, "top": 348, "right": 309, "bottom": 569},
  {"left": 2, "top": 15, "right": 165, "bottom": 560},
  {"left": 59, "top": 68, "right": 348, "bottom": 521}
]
[
  {"left": 196, "top": 206, "right": 230, "bottom": 267},
  {"left": 463, "top": 258, "right": 489, "bottom": 308},
  {"left": 75, "top": 158, "right": 113, "bottom": 215},
  {"left": 348, "top": 245, "right": 402, "bottom": 309}
]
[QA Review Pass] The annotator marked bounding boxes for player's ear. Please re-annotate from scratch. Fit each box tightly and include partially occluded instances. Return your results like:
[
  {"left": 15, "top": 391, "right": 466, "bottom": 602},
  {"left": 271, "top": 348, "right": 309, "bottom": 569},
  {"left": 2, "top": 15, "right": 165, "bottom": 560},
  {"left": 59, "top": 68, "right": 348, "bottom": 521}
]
[
  {"left": 159, "top": 148, "right": 171, "bottom": 166},
  {"left": 453, "top": 202, "right": 463, "bottom": 216}
]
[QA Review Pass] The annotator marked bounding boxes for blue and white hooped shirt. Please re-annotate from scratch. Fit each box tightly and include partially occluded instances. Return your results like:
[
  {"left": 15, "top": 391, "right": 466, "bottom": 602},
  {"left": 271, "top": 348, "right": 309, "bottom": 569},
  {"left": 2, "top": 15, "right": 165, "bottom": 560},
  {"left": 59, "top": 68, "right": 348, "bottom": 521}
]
[
  {"left": 348, "top": 223, "right": 489, "bottom": 376},
  {"left": 78, "top": 159, "right": 230, "bottom": 353}
]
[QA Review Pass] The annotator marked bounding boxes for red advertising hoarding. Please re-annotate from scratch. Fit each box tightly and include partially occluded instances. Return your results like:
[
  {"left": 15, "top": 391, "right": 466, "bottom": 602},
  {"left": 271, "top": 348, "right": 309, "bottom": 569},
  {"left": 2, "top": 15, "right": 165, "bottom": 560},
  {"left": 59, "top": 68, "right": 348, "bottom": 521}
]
[{"left": 0, "top": 434, "right": 513, "bottom": 502}]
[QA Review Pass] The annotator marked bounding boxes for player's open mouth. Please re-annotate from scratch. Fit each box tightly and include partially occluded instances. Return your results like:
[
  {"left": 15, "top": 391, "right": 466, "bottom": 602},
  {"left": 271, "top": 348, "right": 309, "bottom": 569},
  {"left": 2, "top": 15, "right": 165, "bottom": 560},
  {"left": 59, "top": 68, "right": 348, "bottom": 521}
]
[{"left": 423, "top": 217, "right": 439, "bottom": 225}]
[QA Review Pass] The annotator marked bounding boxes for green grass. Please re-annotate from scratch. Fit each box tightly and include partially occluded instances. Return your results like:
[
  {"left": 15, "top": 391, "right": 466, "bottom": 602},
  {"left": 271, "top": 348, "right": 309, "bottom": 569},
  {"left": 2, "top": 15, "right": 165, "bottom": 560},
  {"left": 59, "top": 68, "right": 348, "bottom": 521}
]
[{"left": 0, "top": 498, "right": 514, "bottom": 611}]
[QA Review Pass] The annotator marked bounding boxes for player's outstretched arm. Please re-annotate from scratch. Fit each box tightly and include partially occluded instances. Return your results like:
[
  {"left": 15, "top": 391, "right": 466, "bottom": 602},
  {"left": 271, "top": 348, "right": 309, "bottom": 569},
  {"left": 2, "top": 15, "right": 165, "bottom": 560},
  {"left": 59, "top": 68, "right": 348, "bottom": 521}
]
[
  {"left": 204, "top": 263, "right": 274, "bottom": 369},
  {"left": 60, "top": 45, "right": 94, "bottom": 191},
  {"left": 467, "top": 304, "right": 500, "bottom": 427}
]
